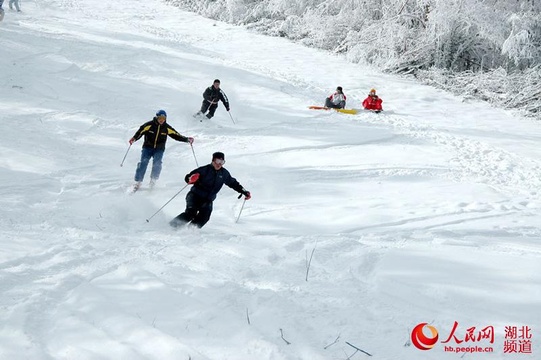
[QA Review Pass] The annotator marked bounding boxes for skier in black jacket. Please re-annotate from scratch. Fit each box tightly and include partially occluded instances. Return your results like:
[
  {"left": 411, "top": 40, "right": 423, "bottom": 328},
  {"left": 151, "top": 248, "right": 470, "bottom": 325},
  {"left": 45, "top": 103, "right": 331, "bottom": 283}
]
[
  {"left": 170, "top": 152, "right": 251, "bottom": 228},
  {"left": 129, "top": 110, "right": 194, "bottom": 191},
  {"left": 195, "top": 79, "right": 230, "bottom": 120}
]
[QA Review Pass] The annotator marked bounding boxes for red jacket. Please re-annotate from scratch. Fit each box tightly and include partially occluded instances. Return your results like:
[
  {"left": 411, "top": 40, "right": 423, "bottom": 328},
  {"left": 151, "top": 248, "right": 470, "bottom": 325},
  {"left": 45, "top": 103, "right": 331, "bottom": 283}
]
[{"left": 362, "top": 95, "right": 383, "bottom": 111}]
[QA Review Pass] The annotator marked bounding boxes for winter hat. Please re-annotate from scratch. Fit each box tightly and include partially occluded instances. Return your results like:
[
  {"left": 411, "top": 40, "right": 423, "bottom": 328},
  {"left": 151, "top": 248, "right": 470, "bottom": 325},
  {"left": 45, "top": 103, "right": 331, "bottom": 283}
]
[
  {"left": 369, "top": 88, "right": 377, "bottom": 95},
  {"left": 156, "top": 109, "right": 167, "bottom": 117},
  {"left": 212, "top": 152, "right": 225, "bottom": 160},
  {"left": 214, "top": 79, "right": 221, "bottom": 84},
  {"left": 337, "top": 86, "right": 343, "bottom": 92}
]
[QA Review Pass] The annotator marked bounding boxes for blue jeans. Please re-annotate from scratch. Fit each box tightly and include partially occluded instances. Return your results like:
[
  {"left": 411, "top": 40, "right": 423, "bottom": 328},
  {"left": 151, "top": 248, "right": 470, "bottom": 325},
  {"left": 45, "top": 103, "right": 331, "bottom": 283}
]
[
  {"left": 9, "top": 0, "right": 20, "bottom": 11},
  {"left": 134, "top": 147, "right": 164, "bottom": 182}
]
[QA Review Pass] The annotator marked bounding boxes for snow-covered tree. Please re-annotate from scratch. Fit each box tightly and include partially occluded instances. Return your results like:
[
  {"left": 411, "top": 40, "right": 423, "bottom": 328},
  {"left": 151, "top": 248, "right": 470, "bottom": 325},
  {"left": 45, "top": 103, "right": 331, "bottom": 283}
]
[{"left": 166, "top": 0, "right": 541, "bottom": 117}]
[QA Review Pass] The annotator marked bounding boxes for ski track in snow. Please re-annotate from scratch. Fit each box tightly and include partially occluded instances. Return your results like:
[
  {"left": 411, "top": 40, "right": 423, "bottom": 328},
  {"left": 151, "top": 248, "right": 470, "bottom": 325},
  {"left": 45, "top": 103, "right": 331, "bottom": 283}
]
[{"left": 360, "top": 112, "right": 541, "bottom": 195}]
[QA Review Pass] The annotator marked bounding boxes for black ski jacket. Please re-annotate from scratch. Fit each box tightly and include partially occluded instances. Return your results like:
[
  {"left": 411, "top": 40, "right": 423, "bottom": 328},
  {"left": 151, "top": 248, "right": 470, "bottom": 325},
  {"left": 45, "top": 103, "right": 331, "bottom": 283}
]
[
  {"left": 203, "top": 86, "right": 230, "bottom": 109},
  {"left": 132, "top": 118, "right": 189, "bottom": 150},
  {"left": 185, "top": 164, "right": 246, "bottom": 201}
]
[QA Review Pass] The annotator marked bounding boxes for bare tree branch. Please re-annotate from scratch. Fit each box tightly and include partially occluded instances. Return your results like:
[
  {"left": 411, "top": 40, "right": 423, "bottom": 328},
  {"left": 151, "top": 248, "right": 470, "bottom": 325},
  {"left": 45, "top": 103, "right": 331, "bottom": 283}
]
[
  {"left": 280, "top": 328, "right": 291, "bottom": 345},
  {"left": 346, "top": 342, "right": 372, "bottom": 357},
  {"left": 345, "top": 349, "right": 358, "bottom": 360},
  {"left": 324, "top": 334, "right": 341, "bottom": 349},
  {"left": 305, "top": 242, "right": 317, "bottom": 281}
]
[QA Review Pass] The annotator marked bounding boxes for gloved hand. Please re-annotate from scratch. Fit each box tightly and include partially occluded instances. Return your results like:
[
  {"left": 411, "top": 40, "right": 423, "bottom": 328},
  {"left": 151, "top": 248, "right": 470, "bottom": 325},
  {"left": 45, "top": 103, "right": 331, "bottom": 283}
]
[
  {"left": 188, "top": 137, "right": 194, "bottom": 145},
  {"left": 226, "top": 107, "right": 230, "bottom": 112},
  {"left": 129, "top": 137, "right": 135, "bottom": 145},
  {"left": 188, "top": 173, "right": 200, "bottom": 184},
  {"left": 243, "top": 191, "right": 251, "bottom": 200}
]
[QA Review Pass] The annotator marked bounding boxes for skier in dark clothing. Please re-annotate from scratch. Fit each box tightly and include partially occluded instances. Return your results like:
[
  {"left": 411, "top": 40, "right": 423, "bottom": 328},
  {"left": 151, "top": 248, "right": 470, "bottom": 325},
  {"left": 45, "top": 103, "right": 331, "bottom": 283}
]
[
  {"left": 129, "top": 110, "right": 194, "bottom": 191},
  {"left": 170, "top": 152, "right": 251, "bottom": 228},
  {"left": 195, "top": 79, "right": 230, "bottom": 120}
]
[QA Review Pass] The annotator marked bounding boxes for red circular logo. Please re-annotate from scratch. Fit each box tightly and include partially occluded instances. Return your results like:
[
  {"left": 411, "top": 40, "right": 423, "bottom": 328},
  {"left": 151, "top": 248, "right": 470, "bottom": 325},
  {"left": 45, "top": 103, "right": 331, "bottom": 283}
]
[{"left": 411, "top": 323, "right": 439, "bottom": 350}]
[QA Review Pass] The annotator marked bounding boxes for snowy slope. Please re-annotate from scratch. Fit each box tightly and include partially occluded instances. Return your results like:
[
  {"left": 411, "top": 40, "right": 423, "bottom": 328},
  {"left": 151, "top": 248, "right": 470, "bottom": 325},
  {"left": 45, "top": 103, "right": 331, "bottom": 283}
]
[{"left": 0, "top": 0, "right": 540, "bottom": 359}]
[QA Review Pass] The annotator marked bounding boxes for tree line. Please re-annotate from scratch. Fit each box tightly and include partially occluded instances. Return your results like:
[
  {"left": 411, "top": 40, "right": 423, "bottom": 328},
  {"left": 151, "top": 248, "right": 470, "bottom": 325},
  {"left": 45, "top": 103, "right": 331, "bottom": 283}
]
[{"left": 167, "top": 0, "right": 541, "bottom": 117}]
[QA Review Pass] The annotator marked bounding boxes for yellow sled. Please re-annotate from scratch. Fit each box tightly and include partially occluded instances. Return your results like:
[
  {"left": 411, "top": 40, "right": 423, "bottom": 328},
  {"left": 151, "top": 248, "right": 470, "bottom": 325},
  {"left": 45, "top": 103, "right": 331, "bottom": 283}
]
[{"left": 309, "top": 106, "right": 358, "bottom": 115}]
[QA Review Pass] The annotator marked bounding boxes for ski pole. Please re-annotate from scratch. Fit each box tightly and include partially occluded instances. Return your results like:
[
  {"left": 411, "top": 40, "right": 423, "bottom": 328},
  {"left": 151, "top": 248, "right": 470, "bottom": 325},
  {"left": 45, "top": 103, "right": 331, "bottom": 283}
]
[
  {"left": 120, "top": 144, "right": 132, "bottom": 167},
  {"left": 190, "top": 143, "right": 199, "bottom": 167},
  {"left": 146, "top": 184, "right": 189, "bottom": 223},
  {"left": 228, "top": 111, "right": 236, "bottom": 125},
  {"left": 235, "top": 195, "right": 246, "bottom": 223}
]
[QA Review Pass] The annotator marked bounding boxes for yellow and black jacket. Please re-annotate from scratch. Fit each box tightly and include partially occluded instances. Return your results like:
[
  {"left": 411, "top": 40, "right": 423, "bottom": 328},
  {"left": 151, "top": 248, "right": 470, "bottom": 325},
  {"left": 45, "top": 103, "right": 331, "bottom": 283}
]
[{"left": 133, "top": 117, "right": 189, "bottom": 150}]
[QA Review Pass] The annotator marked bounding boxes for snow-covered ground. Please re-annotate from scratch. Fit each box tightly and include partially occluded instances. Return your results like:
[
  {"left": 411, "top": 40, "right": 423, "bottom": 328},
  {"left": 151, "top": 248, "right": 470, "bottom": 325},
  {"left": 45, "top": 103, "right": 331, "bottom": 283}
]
[{"left": 1, "top": 0, "right": 540, "bottom": 359}]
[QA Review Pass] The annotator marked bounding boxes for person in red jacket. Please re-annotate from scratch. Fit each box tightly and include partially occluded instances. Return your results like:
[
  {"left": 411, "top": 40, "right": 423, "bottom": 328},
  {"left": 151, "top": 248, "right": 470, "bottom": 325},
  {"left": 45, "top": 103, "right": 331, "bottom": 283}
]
[{"left": 362, "top": 89, "right": 383, "bottom": 112}]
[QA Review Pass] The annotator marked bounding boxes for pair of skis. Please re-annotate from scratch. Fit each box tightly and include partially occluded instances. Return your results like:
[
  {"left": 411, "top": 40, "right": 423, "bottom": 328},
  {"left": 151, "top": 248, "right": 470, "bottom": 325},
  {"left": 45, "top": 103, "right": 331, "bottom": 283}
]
[
  {"left": 193, "top": 112, "right": 208, "bottom": 122},
  {"left": 193, "top": 111, "right": 236, "bottom": 124},
  {"left": 128, "top": 181, "right": 155, "bottom": 194}
]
